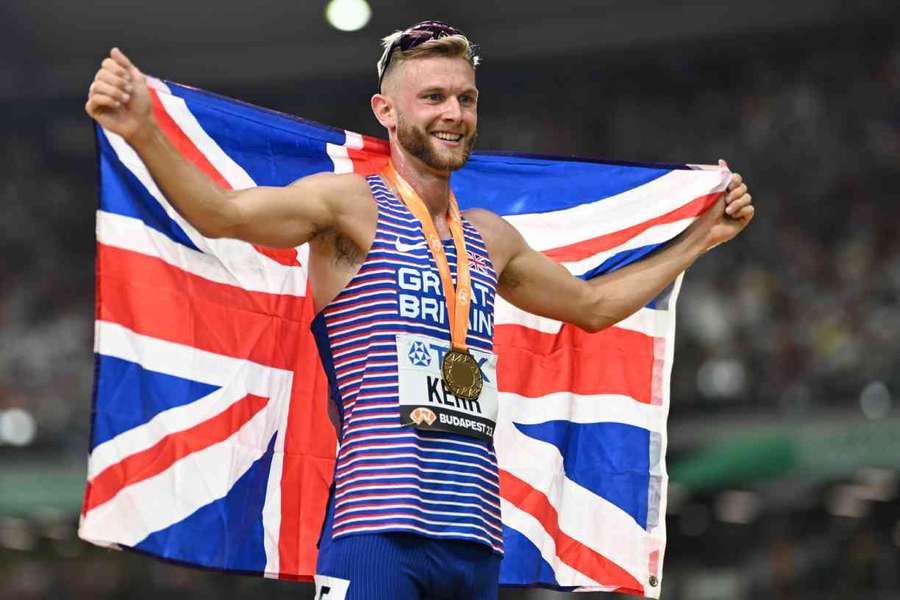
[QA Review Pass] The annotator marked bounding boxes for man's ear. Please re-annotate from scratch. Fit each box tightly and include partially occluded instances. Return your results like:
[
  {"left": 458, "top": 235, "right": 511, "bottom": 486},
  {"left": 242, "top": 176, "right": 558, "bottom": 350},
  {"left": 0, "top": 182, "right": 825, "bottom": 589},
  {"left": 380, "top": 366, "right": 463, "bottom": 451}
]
[{"left": 371, "top": 93, "right": 396, "bottom": 130}]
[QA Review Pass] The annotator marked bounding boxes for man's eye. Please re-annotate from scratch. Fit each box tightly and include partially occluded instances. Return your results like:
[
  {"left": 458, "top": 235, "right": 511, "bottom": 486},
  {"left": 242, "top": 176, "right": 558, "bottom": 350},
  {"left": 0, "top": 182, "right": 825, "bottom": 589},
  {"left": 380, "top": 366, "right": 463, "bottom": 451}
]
[
  {"left": 426, "top": 94, "right": 443, "bottom": 102},
  {"left": 460, "top": 95, "right": 475, "bottom": 106}
]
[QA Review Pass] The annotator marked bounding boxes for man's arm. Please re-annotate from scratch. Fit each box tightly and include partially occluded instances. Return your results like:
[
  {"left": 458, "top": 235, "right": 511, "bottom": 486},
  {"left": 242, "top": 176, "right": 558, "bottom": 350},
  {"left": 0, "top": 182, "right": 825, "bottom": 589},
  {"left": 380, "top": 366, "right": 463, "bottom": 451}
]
[
  {"left": 468, "top": 171, "right": 753, "bottom": 332},
  {"left": 85, "top": 48, "right": 367, "bottom": 248}
]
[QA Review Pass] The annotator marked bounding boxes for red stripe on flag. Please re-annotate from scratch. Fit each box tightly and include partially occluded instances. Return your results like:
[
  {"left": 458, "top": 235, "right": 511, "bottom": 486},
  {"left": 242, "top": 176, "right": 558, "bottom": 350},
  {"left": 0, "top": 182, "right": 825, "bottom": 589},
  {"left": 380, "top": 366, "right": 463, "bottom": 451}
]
[
  {"left": 495, "top": 323, "right": 655, "bottom": 404},
  {"left": 149, "top": 87, "right": 231, "bottom": 189},
  {"left": 276, "top": 322, "right": 337, "bottom": 578},
  {"left": 97, "top": 244, "right": 307, "bottom": 370},
  {"left": 83, "top": 393, "right": 268, "bottom": 514},
  {"left": 148, "top": 88, "right": 298, "bottom": 267},
  {"left": 99, "top": 243, "right": 307, "bottom": 322},
  {"left": 499, "top": 469, "right": 643, "bottom": 595},
  {"left": 348, "top": 134, "right": 390, "bottom": 175},
  {"left": 543, "top": 193, "right": 720, "bottom": 262}
]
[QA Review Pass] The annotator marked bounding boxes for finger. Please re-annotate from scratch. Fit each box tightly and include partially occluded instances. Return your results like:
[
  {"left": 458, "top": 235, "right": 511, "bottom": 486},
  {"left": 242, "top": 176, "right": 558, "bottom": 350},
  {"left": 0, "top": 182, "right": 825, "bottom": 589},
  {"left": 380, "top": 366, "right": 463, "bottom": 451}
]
[
  {"left": 726, "top": 196, "right": 749, "bottom": 215},
  {"left": 735, "top": 205, "right": 755, "bottom": 223},
  {"left": 129, "top": 65, "right": 145, "bottom": 85},
  {"left": 86, "top": 94, "right": 122, "bottom": 113},
  {"left": 110, "top": 47, "right": 135, "bottom": 71},
  {"left": 89, "top": 80, "right": 130, "bottom": 104},
  {"left": 113, "top": 48, "right": 145, "bottom": 84},
  {"left": 726, "top": 194, "right": 752, "bottom": 215},
  {"left": 727, "top": 183, "right": 748, "bottom": 203},
  {"left": 727, "top": 172, "right": 743, "bottom": 190},
  {"left": 95, "top": 69, "right": 133, "bottom": 93},
  {"left": 101, "top": 57, "right": 131, "bottom": 81}
]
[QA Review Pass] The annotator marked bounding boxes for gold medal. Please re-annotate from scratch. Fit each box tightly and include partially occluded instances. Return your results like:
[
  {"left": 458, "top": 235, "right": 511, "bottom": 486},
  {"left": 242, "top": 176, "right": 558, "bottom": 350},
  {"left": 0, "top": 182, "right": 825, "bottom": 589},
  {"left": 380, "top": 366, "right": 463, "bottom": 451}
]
[{"left": 441, "top": 349, "right": 483, "bottom": 401}]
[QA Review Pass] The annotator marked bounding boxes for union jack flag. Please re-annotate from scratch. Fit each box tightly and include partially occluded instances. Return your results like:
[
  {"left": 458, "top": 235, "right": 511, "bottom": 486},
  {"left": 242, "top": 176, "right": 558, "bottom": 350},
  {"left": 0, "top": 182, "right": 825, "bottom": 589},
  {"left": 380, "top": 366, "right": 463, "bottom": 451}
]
[
  {"left": 79, "top": 77, "right": 728, "bottom": 597},
  {"left": 466, "top": 248, "right": 491, "bottom": 275}
]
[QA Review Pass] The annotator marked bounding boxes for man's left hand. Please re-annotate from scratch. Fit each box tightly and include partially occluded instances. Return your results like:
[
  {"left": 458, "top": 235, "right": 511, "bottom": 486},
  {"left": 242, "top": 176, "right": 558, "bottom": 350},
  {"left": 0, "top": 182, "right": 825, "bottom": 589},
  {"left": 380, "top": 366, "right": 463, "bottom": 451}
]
[{"left": 692, "top": 159, "right": 755, "bottom": 252}]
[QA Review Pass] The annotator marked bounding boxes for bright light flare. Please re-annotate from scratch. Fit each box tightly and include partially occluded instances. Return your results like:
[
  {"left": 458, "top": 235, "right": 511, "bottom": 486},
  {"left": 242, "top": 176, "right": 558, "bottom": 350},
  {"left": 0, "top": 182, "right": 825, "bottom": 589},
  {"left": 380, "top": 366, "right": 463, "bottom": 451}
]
[
  {"left": 325, "top": 0, "right": 371, "bottom": 32},
  {"left": 0, "top": 408, "right": 37, "bottom": 447}
]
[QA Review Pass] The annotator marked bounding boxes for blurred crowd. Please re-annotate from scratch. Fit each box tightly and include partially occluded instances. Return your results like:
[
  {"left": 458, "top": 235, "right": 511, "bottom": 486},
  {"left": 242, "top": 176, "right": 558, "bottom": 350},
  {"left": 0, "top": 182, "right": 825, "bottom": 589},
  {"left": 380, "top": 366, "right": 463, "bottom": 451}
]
[
  {"left": 0, "top": 19, "right": 898, "bottom": 600},
  {"left": 661, "top": 29, "right": 900, "bottom": 416},
  {"left": 473, "top": 25, "right": 900, "bottom": 418},
  {"left": 493, "top": 26, "right": 900, "bottom": 418},
  {"left": 0, "top": 107, "right": 96, "bottom": 452}
]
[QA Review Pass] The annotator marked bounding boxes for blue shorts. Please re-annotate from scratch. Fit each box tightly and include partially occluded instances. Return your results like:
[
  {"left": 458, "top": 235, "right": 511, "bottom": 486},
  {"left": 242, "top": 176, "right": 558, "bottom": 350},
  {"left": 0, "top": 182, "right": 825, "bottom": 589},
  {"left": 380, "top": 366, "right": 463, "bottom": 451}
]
[{"left": 315, "top": 497, "right": 501, "bottom": 600}]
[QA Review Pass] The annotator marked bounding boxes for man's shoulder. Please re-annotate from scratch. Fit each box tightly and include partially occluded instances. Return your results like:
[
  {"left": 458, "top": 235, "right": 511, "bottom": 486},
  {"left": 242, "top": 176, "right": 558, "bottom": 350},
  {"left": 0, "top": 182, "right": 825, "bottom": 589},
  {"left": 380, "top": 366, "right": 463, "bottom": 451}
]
[
  {"left": 460, "top": 207, "right": 525, "bottom": 276},
  {"left": 461, "top": 207, "right": 510, "bottom": 242},
  {"left": 461, "top": 207, "right": 503, "bottom": 230}
]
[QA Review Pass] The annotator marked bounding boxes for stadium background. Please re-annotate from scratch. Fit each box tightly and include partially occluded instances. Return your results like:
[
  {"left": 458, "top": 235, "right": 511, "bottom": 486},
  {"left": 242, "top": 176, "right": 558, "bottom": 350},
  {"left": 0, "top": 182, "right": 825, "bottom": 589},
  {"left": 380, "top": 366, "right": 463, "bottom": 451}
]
[{"left": 1, "top": 1, "right": 898, "bottom": 598}]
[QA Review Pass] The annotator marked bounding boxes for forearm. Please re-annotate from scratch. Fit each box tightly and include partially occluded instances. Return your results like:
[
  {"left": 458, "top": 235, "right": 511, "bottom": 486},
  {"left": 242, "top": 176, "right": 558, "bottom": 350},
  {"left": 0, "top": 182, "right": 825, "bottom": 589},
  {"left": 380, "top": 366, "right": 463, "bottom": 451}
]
[
  {"left": 586, "top": 226, "right": 707, "bottom": 330},
  {"left": 127, "top": 122, "right": 238, "bottom": 237},
  {"left": 494, "top": 168, "right": 752, "bottom": 333}
]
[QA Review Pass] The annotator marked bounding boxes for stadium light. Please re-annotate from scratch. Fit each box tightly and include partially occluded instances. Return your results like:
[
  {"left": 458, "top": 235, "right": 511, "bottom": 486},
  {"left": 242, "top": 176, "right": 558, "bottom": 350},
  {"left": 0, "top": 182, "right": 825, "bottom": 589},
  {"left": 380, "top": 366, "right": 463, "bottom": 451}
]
[
  {"left": 325, "top": 0, "right": 371, "bottom": 32},
  {"left": 859, "top": 381, "right": 891, "bottom": 420},
  {"left": 0, "top": 408, "right": 37, "bottom": 447}
]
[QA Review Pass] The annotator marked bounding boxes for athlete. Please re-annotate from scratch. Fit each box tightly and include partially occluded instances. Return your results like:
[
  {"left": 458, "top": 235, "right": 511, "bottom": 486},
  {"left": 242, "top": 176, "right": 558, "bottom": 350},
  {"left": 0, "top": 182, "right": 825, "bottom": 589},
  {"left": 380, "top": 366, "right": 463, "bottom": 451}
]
[{"left": 85, "top": 20, "right": 753, "bottom": 600}]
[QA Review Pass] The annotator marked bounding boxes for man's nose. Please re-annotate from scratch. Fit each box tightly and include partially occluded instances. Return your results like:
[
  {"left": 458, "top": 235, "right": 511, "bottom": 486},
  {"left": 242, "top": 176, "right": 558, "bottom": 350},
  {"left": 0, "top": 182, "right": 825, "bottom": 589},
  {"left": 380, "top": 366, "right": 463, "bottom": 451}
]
[{"left": 441, "top": 97, "right": 462, "bottom": 121}]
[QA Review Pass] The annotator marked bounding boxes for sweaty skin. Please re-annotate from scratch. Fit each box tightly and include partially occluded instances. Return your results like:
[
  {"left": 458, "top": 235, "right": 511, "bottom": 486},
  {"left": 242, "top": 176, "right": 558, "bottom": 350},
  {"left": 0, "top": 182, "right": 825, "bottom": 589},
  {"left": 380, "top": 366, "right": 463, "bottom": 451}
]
[{"left": 85, "top": 48, "right": 754, "bottom": 327}]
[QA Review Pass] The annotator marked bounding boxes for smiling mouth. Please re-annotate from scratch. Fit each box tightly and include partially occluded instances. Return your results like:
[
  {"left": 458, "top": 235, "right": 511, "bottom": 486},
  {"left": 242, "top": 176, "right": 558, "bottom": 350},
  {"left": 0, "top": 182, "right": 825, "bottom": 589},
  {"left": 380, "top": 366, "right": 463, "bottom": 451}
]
[{"left": 431, "top": 132, "right": 464, "bottom": 143}]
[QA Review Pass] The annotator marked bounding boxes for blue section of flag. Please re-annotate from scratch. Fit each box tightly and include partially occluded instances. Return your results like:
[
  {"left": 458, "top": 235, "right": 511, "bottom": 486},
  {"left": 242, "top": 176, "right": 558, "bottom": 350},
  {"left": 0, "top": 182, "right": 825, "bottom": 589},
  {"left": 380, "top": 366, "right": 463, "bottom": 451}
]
[
  {"left": 500, "top": 525, "right": 561, "bottom": 587},
  {"left": 576, "top": 243, "right": 667, "bottom": 280},
  {"left": 134, "top": 433, "right": 276, "bottom": 571},
  {"left": 454, "top": 153, "right": 672, "bottom": 215},
  {"left": 97, "top": 128, "right": 200, "bottom": 250},
  {"left": 166, "top": 83, "right": 344, "bottom": 187},
  {"left": 514, "top": 421, "right": 650, "bottom": 528},
  {"left": 91, "top": 355, "right": 219, "bottom": 449}
]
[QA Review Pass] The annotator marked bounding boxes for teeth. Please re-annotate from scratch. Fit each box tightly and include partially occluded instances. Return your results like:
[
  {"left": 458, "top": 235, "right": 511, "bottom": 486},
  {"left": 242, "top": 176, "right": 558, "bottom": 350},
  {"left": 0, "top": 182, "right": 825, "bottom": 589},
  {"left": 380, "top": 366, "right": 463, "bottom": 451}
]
[{"left": 433, "top": 132, "right": 462, "bottom": 142}]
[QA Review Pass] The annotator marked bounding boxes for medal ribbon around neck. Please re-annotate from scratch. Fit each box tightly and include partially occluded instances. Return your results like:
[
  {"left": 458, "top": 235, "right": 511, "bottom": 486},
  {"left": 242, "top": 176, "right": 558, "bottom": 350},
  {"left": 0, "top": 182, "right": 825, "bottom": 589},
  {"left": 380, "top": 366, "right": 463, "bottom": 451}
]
[{"left": 381, "top": 161, "right": 472, "bottom": 353}]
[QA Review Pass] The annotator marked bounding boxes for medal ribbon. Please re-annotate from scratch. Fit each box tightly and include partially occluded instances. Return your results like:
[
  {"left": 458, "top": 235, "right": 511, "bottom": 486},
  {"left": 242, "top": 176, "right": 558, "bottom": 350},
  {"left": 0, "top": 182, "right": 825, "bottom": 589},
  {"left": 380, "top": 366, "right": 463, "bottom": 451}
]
[{"left": 381, "top": 162, "right": 472, "bottom": 352}]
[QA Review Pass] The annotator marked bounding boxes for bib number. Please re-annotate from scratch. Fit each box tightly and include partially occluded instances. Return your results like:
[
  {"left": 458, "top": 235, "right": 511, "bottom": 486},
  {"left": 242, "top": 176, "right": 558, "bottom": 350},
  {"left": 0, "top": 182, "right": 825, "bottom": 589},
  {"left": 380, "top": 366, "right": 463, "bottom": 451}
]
[
  {"left": 396, "top": 334, "right": 498, "bottom": 441},
  {"left": 314, "top": 575, "right": 350, "bottom": 600}
]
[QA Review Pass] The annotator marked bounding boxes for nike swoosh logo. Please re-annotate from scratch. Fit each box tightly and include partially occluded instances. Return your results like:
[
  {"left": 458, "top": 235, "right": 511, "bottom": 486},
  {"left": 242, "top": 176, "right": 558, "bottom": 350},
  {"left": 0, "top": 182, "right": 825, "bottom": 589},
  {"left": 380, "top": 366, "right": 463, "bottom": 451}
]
[{"left": 394, "top": 238, "right": 428, "bottom": 253}]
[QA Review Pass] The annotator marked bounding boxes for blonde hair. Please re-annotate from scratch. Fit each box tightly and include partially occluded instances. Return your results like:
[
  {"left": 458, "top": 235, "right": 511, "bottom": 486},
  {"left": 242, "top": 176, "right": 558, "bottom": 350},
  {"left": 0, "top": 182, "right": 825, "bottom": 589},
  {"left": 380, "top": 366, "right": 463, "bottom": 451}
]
[{"left": 377, "top": 32, "right": 481, "bottom": 87}]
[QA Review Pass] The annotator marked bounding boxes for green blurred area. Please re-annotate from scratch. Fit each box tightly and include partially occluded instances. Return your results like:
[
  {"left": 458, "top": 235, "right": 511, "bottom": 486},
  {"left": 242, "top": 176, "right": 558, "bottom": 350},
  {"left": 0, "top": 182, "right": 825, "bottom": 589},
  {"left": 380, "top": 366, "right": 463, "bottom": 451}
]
[
  {"left": 670, "top": 415, "right": 900, "bottom": 492},
  {"left": 0, "top": 463, "right": 86, "bottom": 517}
]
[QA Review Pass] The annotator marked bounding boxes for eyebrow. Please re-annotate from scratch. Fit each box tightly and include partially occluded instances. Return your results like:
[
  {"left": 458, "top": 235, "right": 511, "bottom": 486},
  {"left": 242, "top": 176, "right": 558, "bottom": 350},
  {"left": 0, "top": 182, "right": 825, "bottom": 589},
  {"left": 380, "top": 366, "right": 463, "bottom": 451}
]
[{"left": 419, "top": 86, "right": 479, "bottom": 97}]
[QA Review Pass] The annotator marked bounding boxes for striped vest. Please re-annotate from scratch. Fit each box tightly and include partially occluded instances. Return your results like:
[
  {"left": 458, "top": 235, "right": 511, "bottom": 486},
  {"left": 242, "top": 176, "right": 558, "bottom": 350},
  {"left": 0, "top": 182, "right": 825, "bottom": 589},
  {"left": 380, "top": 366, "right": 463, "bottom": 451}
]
[{"left": 312, "top": 175, "right": 503, "bottom": 553}]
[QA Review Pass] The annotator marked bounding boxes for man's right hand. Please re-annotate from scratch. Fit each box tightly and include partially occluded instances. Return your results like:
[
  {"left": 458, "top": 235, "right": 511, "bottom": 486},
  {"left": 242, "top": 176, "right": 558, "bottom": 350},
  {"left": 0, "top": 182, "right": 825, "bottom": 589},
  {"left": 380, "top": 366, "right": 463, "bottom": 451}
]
[{"left": 85, "top": 47, "right": 153, "bottom": 143}]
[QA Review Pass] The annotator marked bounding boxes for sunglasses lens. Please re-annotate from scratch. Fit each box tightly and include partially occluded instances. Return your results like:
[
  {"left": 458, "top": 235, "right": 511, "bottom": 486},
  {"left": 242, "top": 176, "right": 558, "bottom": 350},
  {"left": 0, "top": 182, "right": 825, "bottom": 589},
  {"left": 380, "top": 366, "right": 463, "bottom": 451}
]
[
  {"left": 399, "top": 31, "right": 433, "bottom": 50},
  {"left": 399, "top": 22, "right": 460, "bottom": 51}
]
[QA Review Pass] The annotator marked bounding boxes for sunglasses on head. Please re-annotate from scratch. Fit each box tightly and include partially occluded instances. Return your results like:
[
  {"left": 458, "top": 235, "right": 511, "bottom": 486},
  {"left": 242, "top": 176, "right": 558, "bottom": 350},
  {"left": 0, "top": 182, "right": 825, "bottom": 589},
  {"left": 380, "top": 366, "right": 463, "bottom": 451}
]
[{"left": 377, "top": 21, "right": 461, "bottom": 90}]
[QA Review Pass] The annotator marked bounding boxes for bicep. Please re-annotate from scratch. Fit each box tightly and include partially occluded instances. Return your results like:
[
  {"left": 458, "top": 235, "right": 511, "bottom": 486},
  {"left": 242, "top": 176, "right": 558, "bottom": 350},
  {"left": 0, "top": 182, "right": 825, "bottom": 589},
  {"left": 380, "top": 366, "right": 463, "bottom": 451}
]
[
  {"left": 222, "top": 173, "right": 352, "bottom": 248},
  {"left": 496, "top": 234, "right": 595, "bottom": 329}
]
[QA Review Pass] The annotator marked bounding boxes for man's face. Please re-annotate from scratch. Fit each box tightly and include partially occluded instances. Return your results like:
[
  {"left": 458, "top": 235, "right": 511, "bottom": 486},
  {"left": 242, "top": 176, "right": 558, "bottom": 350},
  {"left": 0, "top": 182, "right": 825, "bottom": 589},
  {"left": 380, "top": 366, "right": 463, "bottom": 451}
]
[{"left": 385, "top": 56, "right": 479, "bottom": 173}]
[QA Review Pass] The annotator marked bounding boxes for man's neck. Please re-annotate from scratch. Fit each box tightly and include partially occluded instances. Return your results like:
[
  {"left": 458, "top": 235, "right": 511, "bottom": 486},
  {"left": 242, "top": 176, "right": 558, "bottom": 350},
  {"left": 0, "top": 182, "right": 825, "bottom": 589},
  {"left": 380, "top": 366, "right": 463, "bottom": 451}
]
[{"left": 390, "top": 148, "right": 452, "bottom": 226}]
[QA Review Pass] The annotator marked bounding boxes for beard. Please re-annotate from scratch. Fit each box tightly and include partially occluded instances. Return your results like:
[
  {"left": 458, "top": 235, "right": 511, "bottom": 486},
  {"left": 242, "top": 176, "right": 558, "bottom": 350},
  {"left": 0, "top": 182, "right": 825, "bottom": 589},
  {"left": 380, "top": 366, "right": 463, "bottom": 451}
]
[{"left": 396, "top": 114, "right": 477, "bottom": 172}]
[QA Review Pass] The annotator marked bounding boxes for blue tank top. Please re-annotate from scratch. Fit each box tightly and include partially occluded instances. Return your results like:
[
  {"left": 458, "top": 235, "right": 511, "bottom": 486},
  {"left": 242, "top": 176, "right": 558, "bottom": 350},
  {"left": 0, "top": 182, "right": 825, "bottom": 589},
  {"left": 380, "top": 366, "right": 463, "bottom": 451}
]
[{"left": 312, "top": 175, "right": 502, "bottom": 553}]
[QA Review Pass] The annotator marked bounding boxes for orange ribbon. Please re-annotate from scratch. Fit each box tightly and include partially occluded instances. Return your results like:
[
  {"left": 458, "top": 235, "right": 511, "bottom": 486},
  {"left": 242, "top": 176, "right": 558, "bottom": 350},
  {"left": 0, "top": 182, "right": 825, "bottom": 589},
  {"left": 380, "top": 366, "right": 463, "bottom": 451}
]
[{"left": 381, "top": 162, "right": 472, "bottom": 353}]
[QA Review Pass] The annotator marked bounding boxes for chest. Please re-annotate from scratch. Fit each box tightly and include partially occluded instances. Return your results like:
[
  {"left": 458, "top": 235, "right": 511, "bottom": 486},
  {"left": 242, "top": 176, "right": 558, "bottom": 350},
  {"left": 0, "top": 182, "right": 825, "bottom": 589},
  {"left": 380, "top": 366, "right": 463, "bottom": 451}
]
[{"left": 325, "top": 195, "right": 498, "bottom": 342}]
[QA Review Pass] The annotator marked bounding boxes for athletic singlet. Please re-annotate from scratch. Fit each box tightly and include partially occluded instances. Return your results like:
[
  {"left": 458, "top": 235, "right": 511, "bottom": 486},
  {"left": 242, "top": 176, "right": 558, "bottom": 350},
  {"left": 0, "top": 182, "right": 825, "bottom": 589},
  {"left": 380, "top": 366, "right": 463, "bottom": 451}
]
[{"left": 311, "top": 175, "right": 503, "bottom": 553}]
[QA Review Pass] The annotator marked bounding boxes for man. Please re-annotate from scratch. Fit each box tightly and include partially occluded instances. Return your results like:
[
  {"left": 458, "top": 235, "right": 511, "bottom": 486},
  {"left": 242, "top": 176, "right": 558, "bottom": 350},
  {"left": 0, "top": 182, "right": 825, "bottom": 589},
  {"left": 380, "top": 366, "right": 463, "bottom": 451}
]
[{"left": 85, "top": 20, "right": 753, "bottom": 600}]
